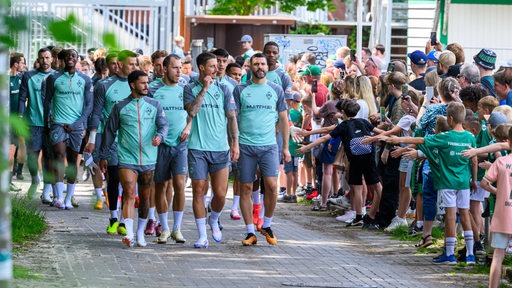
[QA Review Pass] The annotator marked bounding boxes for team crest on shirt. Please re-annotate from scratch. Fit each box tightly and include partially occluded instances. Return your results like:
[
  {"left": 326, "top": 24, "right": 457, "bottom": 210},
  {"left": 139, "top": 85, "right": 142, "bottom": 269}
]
[
  {"left": 59, "top": 81, "right": 65, "bottom": 86},
  {"left": 265, "top": 91, "right": 272, "bottom": 100},
  {"left": 77, "top": 80, "right": 82, "bottom": 88},
  {"left": 213, "top": 91, "right": 221, "bottom": 100},
  {"left": 178, "top": 92, "right": 183, "bottom": 101},
  {"left": 146, "top": 107, "right": 152, "bottom": 115}
]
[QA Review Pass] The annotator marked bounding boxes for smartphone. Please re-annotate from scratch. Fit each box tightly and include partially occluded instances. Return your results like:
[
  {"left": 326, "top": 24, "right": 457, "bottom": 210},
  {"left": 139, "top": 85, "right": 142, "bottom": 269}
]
[
  {"left": 430, "top": 31, "right": 437, "bottom": 46},
  {"left": 402, "top": 84, "right": 408, "bottom": 96},
  {"left": 339, "top": 71, "right": 345, "bottom": 79},
  {"left": 387, "top": 63, "right": 395, "bottom": 73},
  {"left": 312, "top": 79, "right": 318, "bottom": 93},
  {"left": 350, "top": 49, "right": 356, "bottom": 62},
  {"left": 380, "top": 107, "right": 386, "bottom": 123},
  {"left": 426, "top": 86, "right": 434, "bottom": 103}
]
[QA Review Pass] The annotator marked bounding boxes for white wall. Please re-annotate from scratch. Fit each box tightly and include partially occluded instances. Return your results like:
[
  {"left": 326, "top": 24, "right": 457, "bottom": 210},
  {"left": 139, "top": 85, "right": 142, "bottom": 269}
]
[{"left": 448, "top": 4, "right": 512, "bottom": 68}]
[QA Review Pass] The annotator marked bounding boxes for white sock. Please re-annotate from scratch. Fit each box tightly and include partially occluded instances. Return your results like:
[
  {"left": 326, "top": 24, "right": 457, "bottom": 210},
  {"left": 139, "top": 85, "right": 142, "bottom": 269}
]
[
  {"left": 42, "top": 184, "right": 52, "bottom": 198},
  {"left": 262, "top": 216, "right": 273, "bottom": 229},
  {"left": 94, "top": 188, "right": 103, "bottom": 200},
  {"left": 210, "top": 210, "right": 221, "bottom": 231},
  {"left": 56, "top": 182, "right": 65, "bottom": 202},
  {"left": 110, "top": 210, "right": 118, "bottom": 220},
  {"left": 119, "top": 212, "right": 125, "bottom": 223},
  {"left": 135, "top": 183, "right": 139, "bottom": 197},
  {"left": 259, "top": 198, "right": 265, "bottom": 219},
  {"left": 231, "top": 195, "right": 240, "bottom": 211},
  {"left": 159, "top": 213, "right": 169, "bottom": 231},
  {"left": 203, "top": 195, "right": 208, "bottom": 208},
  {"left": 246, "top": 224, "right": 255, "bottom": 235},
  {"left": 124, "top": 218, "right": 134, "bottom": 239},
  {"left": 446, "top": 237, "right": 457, "bottom": 256},
  {"left": 173, "top": 211, "right": 183, "bottom": 231},
  {"left": 148, "top": 207, "right": 156, "bottom": 221},
  {"left": 195, "top": 218, "right": 207, "bottom": 240},
  {"left": 252, "top": 190, "right": 261, "bottom": 204},
  {"left": 464, "top": 230, "right": 474, "bottom": 256},
  {"left": 416, "top": 221, "right": 424, "bottom": 228},
  {"left": 136, "top": 218, "right": 147, "bottom": 242},
  {"left": 64, "top": 184, "right": 76, "bottom": 206}
]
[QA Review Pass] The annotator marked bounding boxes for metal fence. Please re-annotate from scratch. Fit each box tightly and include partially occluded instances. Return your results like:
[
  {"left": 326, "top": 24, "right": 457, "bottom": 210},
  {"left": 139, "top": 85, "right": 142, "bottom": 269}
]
[{"left": 10, "top": 0, "right": 179, "bottom": 66}]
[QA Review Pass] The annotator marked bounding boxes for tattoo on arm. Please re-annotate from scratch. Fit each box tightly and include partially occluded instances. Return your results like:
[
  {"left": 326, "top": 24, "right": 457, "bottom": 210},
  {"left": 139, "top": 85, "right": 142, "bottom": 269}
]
[
  {"left": 227, "top": 111, "right": 238, "bottom": 144},
  {"left": 185, "top": 89, "right": 206, "bottom": 118}
]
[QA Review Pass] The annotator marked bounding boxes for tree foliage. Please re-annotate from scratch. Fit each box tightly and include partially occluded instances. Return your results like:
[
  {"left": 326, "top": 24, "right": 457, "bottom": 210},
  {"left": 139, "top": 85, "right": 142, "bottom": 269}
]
[{"left": 209, "top": 0, "right": 336, "bottom": 16}]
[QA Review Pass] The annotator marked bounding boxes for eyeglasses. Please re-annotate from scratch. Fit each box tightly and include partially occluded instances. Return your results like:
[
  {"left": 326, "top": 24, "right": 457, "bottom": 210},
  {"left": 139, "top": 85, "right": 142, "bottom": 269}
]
[
  {"left": 456, "top": 74, "right": 464, "bottom": 79},
  {"left": 403, "top": 96, "right": 411, "bottom": 101}
]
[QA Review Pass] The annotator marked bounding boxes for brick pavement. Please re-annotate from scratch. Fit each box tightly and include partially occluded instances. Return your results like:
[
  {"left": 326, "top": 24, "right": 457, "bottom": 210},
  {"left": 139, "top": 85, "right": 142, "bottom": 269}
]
[{"left": 13, "top": 179, "right": 488, "bottom": 288}]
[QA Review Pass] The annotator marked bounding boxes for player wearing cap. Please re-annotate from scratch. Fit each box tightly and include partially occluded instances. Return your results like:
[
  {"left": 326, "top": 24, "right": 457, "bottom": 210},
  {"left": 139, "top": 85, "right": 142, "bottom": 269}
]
[
  {"left": 234, "top": 53, "right": 290, "bottom": 246},
  {"left": 408, "top": 50, "right": 428, "bottom": 93}
]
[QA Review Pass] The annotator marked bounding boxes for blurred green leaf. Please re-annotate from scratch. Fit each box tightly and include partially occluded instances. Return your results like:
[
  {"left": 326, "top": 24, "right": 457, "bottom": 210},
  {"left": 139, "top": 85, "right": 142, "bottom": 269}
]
[
  {"left": 9, "top": 116, "right": 29, "bottom": 139},
  {"left": 0, "top": 35, "right": 14, "bottom": 47},
  {"left": 47, "top": 14, "right": 82, "bottom": 43},
  {"left": 102, "top": 33, "right": 119, "bottom": 50},
  {"left": 3, "top": 15, "right": 28, "bottom": 32}
]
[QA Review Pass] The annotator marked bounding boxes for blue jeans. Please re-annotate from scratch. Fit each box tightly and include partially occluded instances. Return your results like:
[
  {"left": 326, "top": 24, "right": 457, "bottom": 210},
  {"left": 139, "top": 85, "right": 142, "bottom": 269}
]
[{"left": 422, "top": 160, "right": 437, "bottom": 221}]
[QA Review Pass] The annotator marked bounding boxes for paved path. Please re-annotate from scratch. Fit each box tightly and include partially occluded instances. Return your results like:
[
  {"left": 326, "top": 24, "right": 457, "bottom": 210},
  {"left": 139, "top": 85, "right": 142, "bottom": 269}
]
[{"left": 13, "top": 179, "right": 488, "bottom": 288}]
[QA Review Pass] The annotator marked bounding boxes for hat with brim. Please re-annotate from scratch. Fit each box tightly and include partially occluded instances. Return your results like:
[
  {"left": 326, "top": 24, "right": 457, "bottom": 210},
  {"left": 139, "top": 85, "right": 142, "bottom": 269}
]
[
  {"left": 300, "top": 65, "right": 322, "bottom": 76},
  {"left": 474, "top": 48, "right": 497, "bottom": 70},
  {"left": 427, "top": 50, "right": 440, "bottom": 61},
  {"left": 488, "top": 111, "right": 508, "bottom": 128},
  {"left": 333, "top": 59, "right": 346, "bottom": 70},
  {"left": 239, "top": 35, "right": 253, "bottom": 42}
]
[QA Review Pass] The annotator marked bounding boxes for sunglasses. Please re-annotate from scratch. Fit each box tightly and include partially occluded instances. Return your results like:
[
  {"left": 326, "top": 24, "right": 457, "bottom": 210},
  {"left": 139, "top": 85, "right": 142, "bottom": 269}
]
[{"left": 403, "top": 96, "right": 411, "bottom": 101}]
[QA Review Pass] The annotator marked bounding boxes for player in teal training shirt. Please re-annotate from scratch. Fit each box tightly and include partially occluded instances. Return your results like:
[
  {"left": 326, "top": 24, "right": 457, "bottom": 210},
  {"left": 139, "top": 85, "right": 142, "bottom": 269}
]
[{"left": 44, "top": 49, "right": 93, "bottom": 210}]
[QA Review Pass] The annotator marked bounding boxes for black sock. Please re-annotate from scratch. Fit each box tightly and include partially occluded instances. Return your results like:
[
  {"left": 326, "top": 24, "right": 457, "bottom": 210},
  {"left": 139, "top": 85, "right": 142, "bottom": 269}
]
[
  {"left": 355, "top": 214, "right": 363, "bottom": 221},
  {"left": 110, "top": 218, "right": 118, "bottom": 225}
]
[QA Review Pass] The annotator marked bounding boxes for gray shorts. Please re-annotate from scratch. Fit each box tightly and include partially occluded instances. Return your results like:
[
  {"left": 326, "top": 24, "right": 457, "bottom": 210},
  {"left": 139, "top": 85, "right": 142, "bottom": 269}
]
[
  {"left": 154, "top": 141, "right": 188, "bottom": 183},
  {"left": 284, "top": 156, "right": 299, "bottom": 173},
  {"left": 50, "top": 123, "right": 84, "bottom": 152},
  {"left": 188, "top": 149, "right": 230, "bottom": 180},
  {"left": 238, "top": 144, "right": 279, "bottom": 183},
  {"left": 93, "top": 133, "right": 119, "bottom": 166},
  {"left": 27, "top": 126, "right": 44, "bottom": 152},
  {"left": 118, "top": 164, "right": 155, "bottom": 175}
]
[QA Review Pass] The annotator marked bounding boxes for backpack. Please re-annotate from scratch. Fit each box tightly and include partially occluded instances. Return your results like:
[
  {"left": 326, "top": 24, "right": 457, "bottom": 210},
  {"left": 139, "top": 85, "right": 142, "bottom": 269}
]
[{"left": 345, "top": 119, "right": 373, "bottom": 156}]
